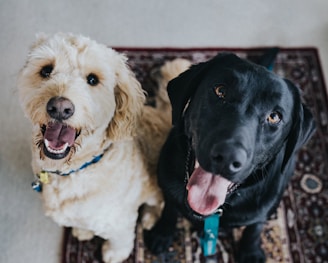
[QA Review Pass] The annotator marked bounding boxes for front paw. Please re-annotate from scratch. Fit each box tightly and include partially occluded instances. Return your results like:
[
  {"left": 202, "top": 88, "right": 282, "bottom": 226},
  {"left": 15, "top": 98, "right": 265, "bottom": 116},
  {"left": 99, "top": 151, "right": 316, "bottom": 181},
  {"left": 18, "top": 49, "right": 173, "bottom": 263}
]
[
  {"left": 237, "top": 247, "right": 266, "bottom": 263},
  {"left": 102, "top": 240, "right": 132, "bottom": 263},
  {"left": 143, "top": 224, "right": 174, "bottom": 254},
  {"left": 72, "top": 227, "right": 94, "bottom": 241}
]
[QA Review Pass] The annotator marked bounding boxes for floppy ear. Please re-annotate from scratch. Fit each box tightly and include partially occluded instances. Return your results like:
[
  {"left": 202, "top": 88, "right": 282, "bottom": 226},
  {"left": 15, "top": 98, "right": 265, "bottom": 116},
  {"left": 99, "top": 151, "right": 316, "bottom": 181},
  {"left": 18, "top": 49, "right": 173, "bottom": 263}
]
[
  {"left": 168, "top": 52, "right": 244, "bottom": 127},
  {"left": 107, "top": 53, "right": 146, "bottom": 140},
  {"left": 281, "top": 79, "right": 316, "bottom": 170},
  {"left": 167, "top": 62, "right": 207, "bottom": 126}
]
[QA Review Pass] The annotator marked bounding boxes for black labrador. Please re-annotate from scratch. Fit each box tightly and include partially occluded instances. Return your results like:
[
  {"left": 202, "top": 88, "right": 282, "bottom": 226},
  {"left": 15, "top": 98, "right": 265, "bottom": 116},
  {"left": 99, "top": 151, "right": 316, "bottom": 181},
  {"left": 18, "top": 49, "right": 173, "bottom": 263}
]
[{"left": 145, "top": 52, "right": 316, "bottom": 262}]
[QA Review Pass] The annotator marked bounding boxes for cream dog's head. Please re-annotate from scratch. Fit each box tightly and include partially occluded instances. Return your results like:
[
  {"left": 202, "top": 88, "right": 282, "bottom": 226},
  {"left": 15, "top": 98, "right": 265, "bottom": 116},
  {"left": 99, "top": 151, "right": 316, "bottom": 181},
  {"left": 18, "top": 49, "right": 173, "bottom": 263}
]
[{"left": 18, "top": 33, "right": 145, "bottom": 163}]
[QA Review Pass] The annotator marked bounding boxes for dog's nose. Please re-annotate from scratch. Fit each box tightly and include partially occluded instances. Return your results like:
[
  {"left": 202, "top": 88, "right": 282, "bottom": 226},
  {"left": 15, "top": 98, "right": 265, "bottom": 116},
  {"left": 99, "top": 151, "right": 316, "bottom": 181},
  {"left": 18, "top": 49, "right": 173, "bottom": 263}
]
[
  {"left": 46, "top": 96, "right": 75, "bottom": 121},
  {"left": 210, "top": 144, "right": 247, "bottom": 174}
]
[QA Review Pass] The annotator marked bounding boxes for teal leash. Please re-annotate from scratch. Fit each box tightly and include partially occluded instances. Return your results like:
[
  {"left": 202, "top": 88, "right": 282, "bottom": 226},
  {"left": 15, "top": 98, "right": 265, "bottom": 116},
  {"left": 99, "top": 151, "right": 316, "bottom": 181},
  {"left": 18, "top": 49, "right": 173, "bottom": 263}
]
[{"left": 200, "top": 208, "right": 223, "bottom": 256}]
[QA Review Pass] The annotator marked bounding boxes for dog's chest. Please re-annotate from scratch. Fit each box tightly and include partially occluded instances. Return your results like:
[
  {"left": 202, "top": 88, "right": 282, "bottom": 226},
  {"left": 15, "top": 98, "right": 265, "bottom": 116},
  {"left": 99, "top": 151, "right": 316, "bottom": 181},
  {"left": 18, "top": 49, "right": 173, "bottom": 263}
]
[{"left": 40, "top": 149, "right": 147, "bottom": 228}]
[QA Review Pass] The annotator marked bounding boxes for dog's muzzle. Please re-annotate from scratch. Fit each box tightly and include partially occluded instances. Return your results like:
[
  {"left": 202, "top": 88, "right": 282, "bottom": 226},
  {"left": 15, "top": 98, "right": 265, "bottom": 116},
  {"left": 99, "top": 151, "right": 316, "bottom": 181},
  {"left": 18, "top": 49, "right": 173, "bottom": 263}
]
[{"left": 41, "top": 96, "right": 78, "bottom": 160}]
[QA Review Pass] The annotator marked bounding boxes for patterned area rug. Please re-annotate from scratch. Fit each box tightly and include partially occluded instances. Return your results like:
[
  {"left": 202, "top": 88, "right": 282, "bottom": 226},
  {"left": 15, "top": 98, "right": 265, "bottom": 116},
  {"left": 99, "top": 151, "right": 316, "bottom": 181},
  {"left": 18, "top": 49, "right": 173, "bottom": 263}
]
[{"left": 62, "top": 48, "right": 328, "bottom": 263}]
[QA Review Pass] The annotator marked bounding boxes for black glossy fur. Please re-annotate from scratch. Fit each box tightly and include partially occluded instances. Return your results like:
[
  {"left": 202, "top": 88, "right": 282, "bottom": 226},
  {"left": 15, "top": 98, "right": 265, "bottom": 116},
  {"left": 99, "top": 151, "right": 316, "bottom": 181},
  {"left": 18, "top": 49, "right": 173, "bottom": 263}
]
[{"left": 145, "top": 52, "right": 316, "bottom": 262}]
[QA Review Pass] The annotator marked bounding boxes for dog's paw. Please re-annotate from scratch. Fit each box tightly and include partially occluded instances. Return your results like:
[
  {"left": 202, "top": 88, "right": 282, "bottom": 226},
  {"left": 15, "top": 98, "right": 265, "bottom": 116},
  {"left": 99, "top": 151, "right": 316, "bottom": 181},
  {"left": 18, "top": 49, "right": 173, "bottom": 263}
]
[
  {"left": 141, "top": 211, "right": 158, "bottom": 230},
  {"left": 237, "top": 247, "right": 266, "bottom": 263},
  {"left": 72, "top": 227, "right": 94, "bottom": 241},
  {"left": 102, "top": 240, "right": 131, "bottom": 263},
  {"left": 143, "top": 226, "right": 174, "bottom": 255},
  {"left": 140, "top": 204, "right": 163, "bottom": 230}
]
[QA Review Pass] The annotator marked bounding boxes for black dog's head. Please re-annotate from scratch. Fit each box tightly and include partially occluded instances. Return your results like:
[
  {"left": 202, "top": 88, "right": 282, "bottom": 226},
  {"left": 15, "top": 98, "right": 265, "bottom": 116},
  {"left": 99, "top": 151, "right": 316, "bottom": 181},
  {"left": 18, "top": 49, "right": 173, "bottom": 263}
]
[{"left": 168, "top": 53, "right": 315, "bottom": 216}]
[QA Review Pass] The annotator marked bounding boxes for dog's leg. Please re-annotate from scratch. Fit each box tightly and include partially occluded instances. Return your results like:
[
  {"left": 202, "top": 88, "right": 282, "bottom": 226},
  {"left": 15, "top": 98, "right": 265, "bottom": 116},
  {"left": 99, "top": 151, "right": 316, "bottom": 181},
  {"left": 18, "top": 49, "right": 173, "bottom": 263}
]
[
  {"left": 101, "top": 219, "right": 137, "bottom": 263},
  {"left": 102, "top": 237, "right": 134, "bottom": 263},
  {"left": 72, "top": 227, "right": 94, "bottom": 241},
  {"left": 139, "top": 203, "right": 163, "bottom": 230},
  {"left": 143, "top": 202, "right": 178, "bottom": 254},
  {"left": 237, "top": 222, "right": 266, "bottom": 263}
]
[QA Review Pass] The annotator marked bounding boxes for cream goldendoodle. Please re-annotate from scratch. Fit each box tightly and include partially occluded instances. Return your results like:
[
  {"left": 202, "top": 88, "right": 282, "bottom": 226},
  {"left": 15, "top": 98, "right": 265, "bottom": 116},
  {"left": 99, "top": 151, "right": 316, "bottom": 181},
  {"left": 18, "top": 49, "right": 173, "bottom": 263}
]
[{"left": 18, "top": 33, "right": 190, "bottom": 262}]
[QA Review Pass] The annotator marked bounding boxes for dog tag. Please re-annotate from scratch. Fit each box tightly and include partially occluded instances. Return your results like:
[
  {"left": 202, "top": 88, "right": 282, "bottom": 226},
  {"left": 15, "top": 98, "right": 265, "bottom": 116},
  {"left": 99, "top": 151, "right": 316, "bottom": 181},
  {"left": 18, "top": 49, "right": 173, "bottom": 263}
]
[
  {"left": 39, "top": 171, "right": 50, "bottom": 184},
  {"left": 31, "top": 180, "right": 42, "bottom": 192},
  {"left": 201, "top": 213, "right": 220, "bottom": 256}
]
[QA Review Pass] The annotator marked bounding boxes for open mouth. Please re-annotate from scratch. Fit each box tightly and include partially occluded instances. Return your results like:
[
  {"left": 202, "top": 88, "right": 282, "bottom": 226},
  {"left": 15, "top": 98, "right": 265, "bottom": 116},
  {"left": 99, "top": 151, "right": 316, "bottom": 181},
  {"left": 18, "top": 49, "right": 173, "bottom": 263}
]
[
  {"left": 41, "top": 122, "right": 79, "bottom": 160},
  {"left": 185, "top": 160, "right": 237, "bottom": 216}
]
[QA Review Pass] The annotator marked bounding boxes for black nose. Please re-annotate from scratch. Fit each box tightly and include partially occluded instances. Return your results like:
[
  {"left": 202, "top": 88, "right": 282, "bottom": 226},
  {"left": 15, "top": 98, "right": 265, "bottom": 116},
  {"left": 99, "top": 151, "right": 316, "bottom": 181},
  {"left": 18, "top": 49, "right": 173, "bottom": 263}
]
[
  {"left": 210, "top": 143, "right": 247, "bottom": 174},
  {"left": 46, "top": 97, "right": 75, "bottom": 121}
]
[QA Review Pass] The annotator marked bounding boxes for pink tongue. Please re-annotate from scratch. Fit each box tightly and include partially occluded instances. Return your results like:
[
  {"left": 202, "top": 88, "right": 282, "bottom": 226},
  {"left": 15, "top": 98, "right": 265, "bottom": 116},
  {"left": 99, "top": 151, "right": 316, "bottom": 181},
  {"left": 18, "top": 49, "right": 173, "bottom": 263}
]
[
  {"left": 186, "top": 166, "right": 231, "bottom": 215},
  {"left": 44, "top": 122, "right": 76, "bottom": 150}
]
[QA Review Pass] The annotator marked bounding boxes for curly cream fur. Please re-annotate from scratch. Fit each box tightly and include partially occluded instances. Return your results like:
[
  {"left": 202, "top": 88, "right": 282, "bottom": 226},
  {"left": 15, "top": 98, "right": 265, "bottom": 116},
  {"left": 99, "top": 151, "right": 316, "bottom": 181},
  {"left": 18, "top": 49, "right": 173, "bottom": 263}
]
[{"left": 18, "top": 33, "right": 190, "bottom": 263}]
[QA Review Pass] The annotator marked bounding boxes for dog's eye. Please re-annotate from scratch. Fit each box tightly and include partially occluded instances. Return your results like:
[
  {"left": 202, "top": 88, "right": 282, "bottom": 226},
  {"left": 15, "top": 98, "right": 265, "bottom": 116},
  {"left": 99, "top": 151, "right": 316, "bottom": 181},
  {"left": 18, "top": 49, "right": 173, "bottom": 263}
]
[
  {"left": 267, "top": 111, "right": 282, "bottom": 124},
  {"left": 40, "top": 65, "right": 53, "bottom": 78},
  {"left": 214, "top": 85, "right": 226, "bottom": 99},
  {"left": 87, "top": 73, "right": 99, "bottom": 86}
]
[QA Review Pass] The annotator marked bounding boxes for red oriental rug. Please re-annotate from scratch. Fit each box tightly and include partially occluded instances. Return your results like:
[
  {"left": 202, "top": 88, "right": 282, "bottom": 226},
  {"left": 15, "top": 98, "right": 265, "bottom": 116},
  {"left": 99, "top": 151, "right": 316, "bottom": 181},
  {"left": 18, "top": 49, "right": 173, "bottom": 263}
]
[{"left": 62, "top": 48, "right": 328, "bottom": 263}]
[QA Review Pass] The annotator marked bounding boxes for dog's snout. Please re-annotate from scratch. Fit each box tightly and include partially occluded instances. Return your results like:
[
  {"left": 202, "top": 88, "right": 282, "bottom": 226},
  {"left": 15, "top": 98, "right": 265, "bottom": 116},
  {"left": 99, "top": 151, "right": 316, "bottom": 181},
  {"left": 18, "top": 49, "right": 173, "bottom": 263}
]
[
  {"left": 211, "top": 144, "right": 247, "bottom": 174},
  {"left": 46, "top": 96, "right": 75, "bottom": 121}
]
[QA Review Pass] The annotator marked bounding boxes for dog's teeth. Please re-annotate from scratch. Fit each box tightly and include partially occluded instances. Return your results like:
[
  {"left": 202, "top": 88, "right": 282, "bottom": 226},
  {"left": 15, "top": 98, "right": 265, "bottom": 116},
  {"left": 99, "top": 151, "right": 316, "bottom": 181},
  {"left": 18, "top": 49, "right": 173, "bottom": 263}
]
[
  {"left": 44, "top": 139, "right": 68, "bottom": 154},
  {"left": 44, "top": 139, "right": 50, "bottom": 149},
  {"left": 194, "top": 161, "right": 200, "bottom": 169}
]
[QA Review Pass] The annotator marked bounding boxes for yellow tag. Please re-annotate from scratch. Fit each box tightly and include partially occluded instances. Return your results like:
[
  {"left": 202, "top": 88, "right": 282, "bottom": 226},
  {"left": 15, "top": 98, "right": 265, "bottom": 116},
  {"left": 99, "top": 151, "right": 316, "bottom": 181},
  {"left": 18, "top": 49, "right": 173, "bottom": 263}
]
[{"left": 39, "top": 171, "right": 50, "bottom": 184}]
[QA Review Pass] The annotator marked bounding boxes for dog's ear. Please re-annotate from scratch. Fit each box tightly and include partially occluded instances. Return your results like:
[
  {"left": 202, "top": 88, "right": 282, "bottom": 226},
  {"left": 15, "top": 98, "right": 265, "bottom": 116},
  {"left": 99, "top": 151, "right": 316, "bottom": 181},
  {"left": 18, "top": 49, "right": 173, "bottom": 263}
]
[
  {"left": 32, "top": 33, "right": 48, "bottom": 48},
  {"left": 106, "top": 52, "right": 145, "bottom": 141},
  {"left": 281, "top": 79, "right": 316, "bottom": 171},
  {"left": 250, "top": 47, "right": 280, "bottom": 70},
  {"left": 168, "top": 53, "right": 242, "bottom": 127},
  {"left": 167, "top": 62, "right": 207, "bottom": 126}
]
